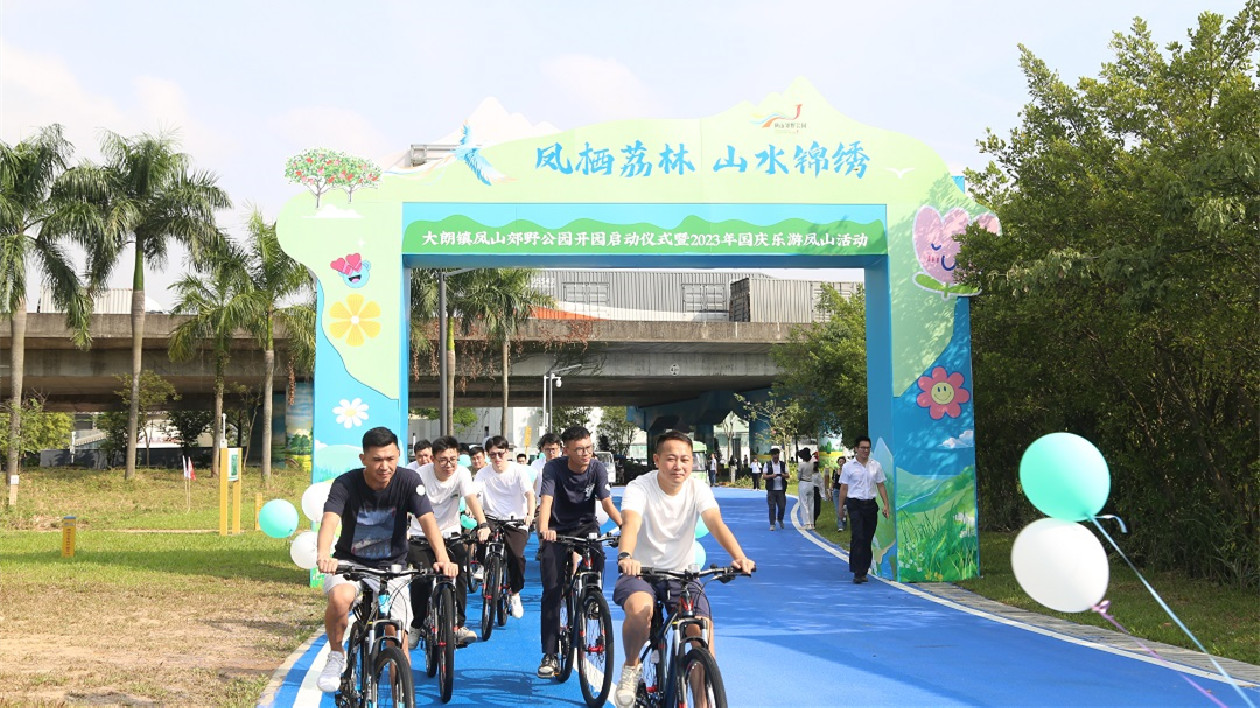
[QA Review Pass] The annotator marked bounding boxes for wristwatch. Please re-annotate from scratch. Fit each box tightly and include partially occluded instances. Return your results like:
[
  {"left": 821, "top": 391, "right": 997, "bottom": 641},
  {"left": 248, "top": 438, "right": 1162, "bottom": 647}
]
[{"left": 617, "top": 551, "right": 631, "bottom": 560}]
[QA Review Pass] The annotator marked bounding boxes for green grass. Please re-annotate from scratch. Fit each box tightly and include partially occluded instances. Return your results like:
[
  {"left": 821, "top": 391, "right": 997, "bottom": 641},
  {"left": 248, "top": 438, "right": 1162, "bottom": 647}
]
[
  {"left": 807, "top": 494, "right": 1260, "bottom": 666},
  {"left": 0, "top": 466, "right": 325, "bottom": 707}
]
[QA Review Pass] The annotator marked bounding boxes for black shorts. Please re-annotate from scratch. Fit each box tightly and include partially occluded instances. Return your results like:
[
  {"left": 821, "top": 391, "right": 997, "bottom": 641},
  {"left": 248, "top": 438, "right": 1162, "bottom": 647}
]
[{"left": 612, "top": 574, "right": 711, "bottom": 619}]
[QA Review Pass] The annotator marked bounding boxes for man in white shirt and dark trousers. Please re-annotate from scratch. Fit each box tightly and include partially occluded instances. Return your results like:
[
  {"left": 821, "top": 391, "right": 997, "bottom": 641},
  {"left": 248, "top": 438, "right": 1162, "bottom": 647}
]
[
  {"left": 611, "top": 431, "right": 755, "bottom": 708},
  {"left": 836, "top": 435, "right": 891, "bottom": 583},
  {"left": 474, "top": 435, "right": 535, "bottom": 619},
  {"left": 406, "top": 435, "right": 491, "bottom": 646},
  {"left": 763, "top": 448, "right": 789, "bottom": 530}
]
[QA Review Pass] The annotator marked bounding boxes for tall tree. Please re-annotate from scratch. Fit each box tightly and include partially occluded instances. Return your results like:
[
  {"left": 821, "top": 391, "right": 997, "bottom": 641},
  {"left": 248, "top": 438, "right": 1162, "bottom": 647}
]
[
  {"left": 769, "top": 286, "right": 867, "bottom": 445},
  {"left": 596, "top": 406, "right": 638, "bottom": 455},
  {"left": 409, "top": 267, "right": 551, "bottom": 435},
  {"left": 75, "top": 131, "right": 230, "bottom": 481},
  {"left": 960, "top": 4, "right": 1259, "bottom": 584},
  {"left": 168, "top": 244, "right": 251, "bottom": 477},
  {"left": 237, "top": 208, "right": 312, "bottom": 486},
  {"left": 0, "top": 124, "right": 92, "bottom": 506}
]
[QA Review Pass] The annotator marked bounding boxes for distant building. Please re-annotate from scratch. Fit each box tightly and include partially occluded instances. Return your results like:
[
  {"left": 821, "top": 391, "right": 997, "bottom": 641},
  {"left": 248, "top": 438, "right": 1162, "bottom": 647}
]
[{"left": 38, "top": 287, "right": 166, "bottom": 314}]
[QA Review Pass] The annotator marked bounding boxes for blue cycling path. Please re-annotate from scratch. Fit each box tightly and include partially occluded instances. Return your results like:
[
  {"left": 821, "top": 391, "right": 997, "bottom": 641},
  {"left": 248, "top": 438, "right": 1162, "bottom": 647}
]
[{"left": 261, "top": 488, "right": 1259, "bottom": 707}]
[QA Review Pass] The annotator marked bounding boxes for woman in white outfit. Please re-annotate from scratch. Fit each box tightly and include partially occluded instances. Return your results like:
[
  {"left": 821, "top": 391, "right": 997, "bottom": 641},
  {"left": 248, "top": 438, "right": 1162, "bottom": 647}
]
[{"left": 796, "top": 447, "right": 819, "bottom": 530}]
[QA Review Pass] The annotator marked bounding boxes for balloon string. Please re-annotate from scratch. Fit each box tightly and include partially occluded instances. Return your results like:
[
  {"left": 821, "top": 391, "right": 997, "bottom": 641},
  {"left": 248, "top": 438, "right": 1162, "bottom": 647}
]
[
  {"left": 1089, "top": 518, "right": 1255, "bottom": 708},
  {"left": 1091, "top": 600, "right": 1228, "bottom": 708},
  {"left": 1094, "top": 514, "right": 1127, "bottom": 533}
]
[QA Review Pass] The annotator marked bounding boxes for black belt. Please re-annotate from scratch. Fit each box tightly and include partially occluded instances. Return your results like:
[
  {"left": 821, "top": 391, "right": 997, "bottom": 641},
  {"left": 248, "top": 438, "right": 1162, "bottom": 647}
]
[{"left": 848, "top": 497, "right": 877, "bottom": 502}]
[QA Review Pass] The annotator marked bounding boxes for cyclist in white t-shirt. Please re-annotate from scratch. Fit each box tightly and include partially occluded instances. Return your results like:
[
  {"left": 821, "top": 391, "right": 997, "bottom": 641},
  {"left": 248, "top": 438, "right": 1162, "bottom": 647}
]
[
  {"left": 611, "top": 431, "right": 755, "bottom": 708},
  {"left": 406, "top": 435, "right": 490, "bottom": 648},
  {"left": 474, "top": 435, "right": 535, "bottom": 618}
]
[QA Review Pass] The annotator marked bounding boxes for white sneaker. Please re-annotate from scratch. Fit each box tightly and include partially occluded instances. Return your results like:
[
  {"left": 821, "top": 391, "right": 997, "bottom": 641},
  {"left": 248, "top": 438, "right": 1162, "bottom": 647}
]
[
  {"left": 472, "top": 566, "right": 485, "bottom": 583},
  {"left": 454, "top": 626, "right": 477, "bottom": 646},
  {"left": 615, "top": 664, "right": 642, "bottom": 708},
  {"left": 509, "top": 593, "right": 524, "bottom": 618},
  {"left": 317, "top": 651, "right": 346, "bottom": 693},
  {"left": 407, "top": 627, "right": 421, "bottom": 651}
]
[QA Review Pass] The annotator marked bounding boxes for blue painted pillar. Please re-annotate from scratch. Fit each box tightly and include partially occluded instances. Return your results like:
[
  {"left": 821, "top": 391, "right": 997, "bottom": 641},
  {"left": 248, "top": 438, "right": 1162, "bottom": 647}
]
[{"left": 749, "top": 418, "right": 771, "bottom": 461}]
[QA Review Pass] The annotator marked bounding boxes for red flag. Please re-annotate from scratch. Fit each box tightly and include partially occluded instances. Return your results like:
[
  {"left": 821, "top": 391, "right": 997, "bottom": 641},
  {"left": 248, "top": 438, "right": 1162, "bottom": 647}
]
[{"left": 183, "top": 456, "right": 197, "bottom": 481}]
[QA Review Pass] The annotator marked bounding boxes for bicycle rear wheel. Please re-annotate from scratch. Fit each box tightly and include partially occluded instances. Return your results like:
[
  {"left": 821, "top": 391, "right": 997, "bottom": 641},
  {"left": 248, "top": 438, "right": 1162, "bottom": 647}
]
[
  {"left": 480, "top": 555, "right": 499, "bottom": 641},
  {"left": 679, "top": 647, "right": 727, "bottom": 708},
  {"left": 556, "top": 592, "right": 575, "bottom": 682},
  {"left": 373, "top": 644, "right": 414, "bottom": 708},
  {"left": 435, "top": 583, "right": 457, "bottom": 703},
  {"left": 577, "top": 590, "right": 614, "bottom": 708}
]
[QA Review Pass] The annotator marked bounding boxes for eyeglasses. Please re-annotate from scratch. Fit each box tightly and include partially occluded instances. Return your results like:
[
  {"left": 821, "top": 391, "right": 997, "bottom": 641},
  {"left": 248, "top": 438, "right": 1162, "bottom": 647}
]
[
  {"left": 570, "top": 445, "right": 594, "bottom": 455},
  {"left": 856, "top": 446, "right": 871, "bottom": 451},
  {"left": 487, "top": 451, "right": 507, "bottom": 458},
  {"left": 436, "top": 456, "right": 459, "bottom": 466}
]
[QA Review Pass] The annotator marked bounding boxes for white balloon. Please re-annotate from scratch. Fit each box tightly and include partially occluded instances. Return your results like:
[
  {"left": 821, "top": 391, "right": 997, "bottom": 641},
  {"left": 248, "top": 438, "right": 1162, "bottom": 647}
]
[
  {"left": 290, "top": 530, "right": 319, "bottom": 569},
  {"left": 596, "top": 505, "right": 609, "bottom": 526},
  {"left": 1011, "top": 518, "right": 1109, "bottom": 613},
  {"left": 301, "top": 481, "right": 333, "bottom": 522}
]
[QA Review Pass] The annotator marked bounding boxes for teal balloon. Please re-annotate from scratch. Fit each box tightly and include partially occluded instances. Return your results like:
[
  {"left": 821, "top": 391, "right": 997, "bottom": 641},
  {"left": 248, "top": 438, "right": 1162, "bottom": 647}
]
[
  {"left": 458, "top": 454, "right": 471, "bottom": 469},
  {"left": 694, "top": 518, "right": 709, "bottom": 539},
  {"left": 260, "top": 499, "right": 300, "bottom": 538},
  {"left": 459, "top": 498, "right": 467, "bottom": 513},
  {"left": 460, "top": 514, "right": 477, "bottom": 530},
  {"left": 693, "top": 543, "right": 707, "bottom": 568},
  {"left": 1020, "top": 433, "right": 1110, "bottom": 520}
]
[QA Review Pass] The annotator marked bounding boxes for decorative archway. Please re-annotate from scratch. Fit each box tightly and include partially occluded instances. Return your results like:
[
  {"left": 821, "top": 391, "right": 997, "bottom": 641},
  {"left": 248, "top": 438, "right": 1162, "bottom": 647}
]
[{"left": 277, "top": 78, "right": 995, "bottom": 582}]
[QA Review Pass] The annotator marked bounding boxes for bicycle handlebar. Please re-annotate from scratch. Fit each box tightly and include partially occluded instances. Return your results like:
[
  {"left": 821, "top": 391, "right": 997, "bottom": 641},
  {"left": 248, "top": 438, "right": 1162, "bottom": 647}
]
[
  {"left": 484, "top": 516, "right": 528, "bottom": 530},
  {"left": 554, "top": 532, "right": 621, "bottom": 549},
  {"left": 635, "top": 564, "right": 756, "bottom": 583},
  {"left": 334, "top": 561, "right": 429, "bottom": 581}
]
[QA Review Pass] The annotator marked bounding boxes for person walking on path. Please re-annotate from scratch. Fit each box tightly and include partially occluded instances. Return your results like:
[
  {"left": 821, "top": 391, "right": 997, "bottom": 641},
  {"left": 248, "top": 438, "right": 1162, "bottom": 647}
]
[
  {"left": 536, "top": 425, "right": 624, "bottom": 678},
  {"left": 796, "top": 448, "right": 819, "bottom": 530},
  {"left": 707, "top": 453, "right": 718, "bottom": 486},
  {"left": 749, "top": 454, "right": 762, "bottom": 490},
  {"left": 827, "top": 455, "right": 847, "bottom": 531},
  {"left": 763, "top": 448, "right": 788, "bottom": 530},
  {"left": 836, "top": 435, "right": 890, "bottom": 583}
]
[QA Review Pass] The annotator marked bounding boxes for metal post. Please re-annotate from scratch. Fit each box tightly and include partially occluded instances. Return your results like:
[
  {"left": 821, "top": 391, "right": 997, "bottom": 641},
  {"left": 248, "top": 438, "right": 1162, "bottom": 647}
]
[
  {"left": 541, "top": 374, "right": 549, "bottom": 435},
  {"left": 439, "top": 271, "right": 448, "bottom": 436}
]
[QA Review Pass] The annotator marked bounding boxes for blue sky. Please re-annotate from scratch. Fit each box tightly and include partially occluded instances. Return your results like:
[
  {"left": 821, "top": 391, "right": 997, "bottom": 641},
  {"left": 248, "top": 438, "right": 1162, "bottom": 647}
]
[{"left": 1, "top": 0, "right": 1246, "bottom": 302}]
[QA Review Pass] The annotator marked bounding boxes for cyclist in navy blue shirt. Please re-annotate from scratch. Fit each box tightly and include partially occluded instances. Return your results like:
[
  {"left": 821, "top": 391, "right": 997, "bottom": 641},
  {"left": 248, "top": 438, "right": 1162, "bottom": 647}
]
[
  {"left": 535, "top": 425, "right": 623, "bottom": 678},
  {"left": 314, "top": 426, "right": 457, "bottom": 692}
]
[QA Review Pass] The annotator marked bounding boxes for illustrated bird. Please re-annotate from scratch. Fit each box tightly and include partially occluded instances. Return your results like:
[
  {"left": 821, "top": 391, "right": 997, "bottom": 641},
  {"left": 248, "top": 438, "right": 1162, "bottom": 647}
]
[
  {"left": 454, "top": 122, "right": 510, "bottom": 186},
  {"left": 886, "top": 167, "right": 915, "bottom": 179}
]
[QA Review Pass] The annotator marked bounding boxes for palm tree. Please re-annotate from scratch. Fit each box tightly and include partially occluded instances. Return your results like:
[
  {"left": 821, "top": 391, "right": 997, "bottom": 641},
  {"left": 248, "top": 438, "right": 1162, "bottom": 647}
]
[
  {"left": 237, "top": 208, "right": 312, "bottom": 486},
  {"left": 168, "top": 243, "right": 251, "bottom": 478},
  {"left": 0, "top": 125, "right": 93, "bottom": 507},
  {"left": 457, "top": 268, "right": 553, "bottom": 435},
  {"left": 409, "top": 268, "right": 551, "bottom": 436},
  {"left": 76, "top": 131, "right": 230, "bottom": 480}
]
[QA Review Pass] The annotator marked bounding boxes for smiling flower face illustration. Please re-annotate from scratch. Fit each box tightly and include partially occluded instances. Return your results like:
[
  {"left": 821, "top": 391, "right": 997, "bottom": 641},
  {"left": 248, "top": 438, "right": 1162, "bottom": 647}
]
[
  {"left": 330, "top": 252, "right": 371, "bottom": 288},
  {"left": 912, "top": 206, "right": 1000, "bottom": 296},
  {"left": 328, "top": 294, "right": 381, "bottom": 346},
  {"left": 916, "top": 367, "right": 971, "bottom": 419},
  {"left": 333, "top": 398, "right": 369, "bottom": 428}
]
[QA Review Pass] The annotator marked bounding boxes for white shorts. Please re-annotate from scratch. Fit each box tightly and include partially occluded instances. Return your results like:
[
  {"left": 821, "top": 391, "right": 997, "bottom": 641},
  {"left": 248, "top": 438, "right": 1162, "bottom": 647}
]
[{"left": 323, "top": 572, "right": 413, "bottom": 628}]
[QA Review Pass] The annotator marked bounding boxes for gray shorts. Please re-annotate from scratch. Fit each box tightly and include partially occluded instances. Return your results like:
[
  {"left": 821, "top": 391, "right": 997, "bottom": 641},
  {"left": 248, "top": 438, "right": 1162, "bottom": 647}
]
[{"left": 613, "top": 574, "right": 711, "bottom": 619}]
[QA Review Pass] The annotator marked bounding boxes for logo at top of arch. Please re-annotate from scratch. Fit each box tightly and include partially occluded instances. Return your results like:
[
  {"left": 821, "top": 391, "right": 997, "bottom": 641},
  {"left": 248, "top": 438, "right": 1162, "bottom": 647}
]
[{"left": 751, "top": 103, "right": 806, "bottom": 131}]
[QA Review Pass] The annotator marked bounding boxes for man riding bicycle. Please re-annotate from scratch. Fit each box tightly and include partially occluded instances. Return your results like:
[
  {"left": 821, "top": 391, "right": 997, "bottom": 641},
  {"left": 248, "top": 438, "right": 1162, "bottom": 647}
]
[
  {"left": 612, "top": 431, "right": 756, "bottom": 708},
  {"left": 314, "top": 426, "right": 459, "bottom": 693},
  {"left": 537, "top": 425, "right": 623, "bottom": 679},
  {"left": 474, "top": 435, "right": 535, "bottom": 618},
  {"left": 407, "top": 435, "right": 490, "bottom": 649}
]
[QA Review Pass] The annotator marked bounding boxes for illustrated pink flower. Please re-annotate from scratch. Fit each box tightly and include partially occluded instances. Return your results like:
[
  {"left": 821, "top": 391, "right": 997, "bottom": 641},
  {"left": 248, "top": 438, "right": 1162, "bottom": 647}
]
[
  {"left": 913, "top": 207, "right": 1001, "bottom": 286},
  {"left": 916, "top": 367, "right": 971, "bottom": 419}
]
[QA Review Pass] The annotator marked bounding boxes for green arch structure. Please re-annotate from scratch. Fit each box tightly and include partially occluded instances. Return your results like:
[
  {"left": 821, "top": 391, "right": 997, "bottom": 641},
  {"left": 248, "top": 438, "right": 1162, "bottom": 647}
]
[{"left": 276, "top": 78, "right": 996, "bottom": 582}]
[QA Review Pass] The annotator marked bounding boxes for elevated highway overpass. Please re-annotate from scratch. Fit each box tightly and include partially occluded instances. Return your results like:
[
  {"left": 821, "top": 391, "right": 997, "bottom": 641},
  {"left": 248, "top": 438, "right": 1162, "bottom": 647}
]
[{"left": 3, "top": 314, "right": 793, "bottom": 413}]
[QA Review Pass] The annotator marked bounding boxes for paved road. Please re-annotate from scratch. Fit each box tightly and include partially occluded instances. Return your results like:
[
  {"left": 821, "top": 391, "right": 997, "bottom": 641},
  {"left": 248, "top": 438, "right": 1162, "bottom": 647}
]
[{"left": 262, "top": 489, "right": 1258, "bottom": 707}]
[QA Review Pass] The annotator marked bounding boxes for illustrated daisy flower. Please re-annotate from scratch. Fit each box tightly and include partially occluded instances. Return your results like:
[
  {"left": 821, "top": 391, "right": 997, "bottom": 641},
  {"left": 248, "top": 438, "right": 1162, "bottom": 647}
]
[
  {"left": 916, "top": 367, "right": 971, "bottom": 419},
  {"left": 328, "top": 294, "right": 381, "bottom": 346},
  {"left": 333, "top": 398, "right": 369, "bottom": 428}
]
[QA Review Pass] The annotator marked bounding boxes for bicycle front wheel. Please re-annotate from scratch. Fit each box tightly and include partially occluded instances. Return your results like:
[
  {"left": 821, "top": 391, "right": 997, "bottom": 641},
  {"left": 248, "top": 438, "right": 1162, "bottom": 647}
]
[
  {"left": 577, "top": 590, "right": 614, "bottom": 708},
  {"left": 494, "top": 561, "right": 509, "bottom": 627},
  {"left": 556, "top": 592, "right": 575, "bottom": 682},
  {"left": 373, "top": 644, "right": 414, "bottom": 708},
  {"left": 336, "top": 625, "right": 366, "bottom": 708},
  {"left": 679, "top": 647, "right": 727, "bottom": 708},
  {"left": 480, "top": 555, "right": 499, "bottom": 641},
  {"left": 435, "top": 583, "right": 457, "bottom": 703}
]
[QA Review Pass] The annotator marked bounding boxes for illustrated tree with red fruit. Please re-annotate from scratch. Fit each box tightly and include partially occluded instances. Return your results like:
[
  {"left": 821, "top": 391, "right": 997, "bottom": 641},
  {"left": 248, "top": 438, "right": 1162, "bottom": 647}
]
[
  {"left": 285, "top": 148, "right": 345, "bottom": 208},
  {"left": 340, "top": 156, "right": 381, "bottom": 203}
]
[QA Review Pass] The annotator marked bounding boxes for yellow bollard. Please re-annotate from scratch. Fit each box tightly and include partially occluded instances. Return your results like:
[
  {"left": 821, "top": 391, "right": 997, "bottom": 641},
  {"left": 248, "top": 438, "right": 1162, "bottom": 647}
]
[
  {"left": 61, "top": 516, "right": 77, "bottom": 558},
  {"left": 255, "top": 493, "right": 263, "bottom": 531}
]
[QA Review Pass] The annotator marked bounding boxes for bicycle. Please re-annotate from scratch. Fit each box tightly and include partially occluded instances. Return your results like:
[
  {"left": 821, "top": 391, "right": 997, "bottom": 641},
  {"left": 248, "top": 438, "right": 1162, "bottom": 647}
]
[
  {"left": 552, "top": 531, "right": 620, "bottom": 708},
  {"left": 631, "top": 565, "right": 754, "bottom": 708},
  {"left": 331, "top": 562, "right": 421, "bottom": 708},
  {"left": 479, "top": 516, "right": 528, "bottom": 641},
  {"left": 410, "top": 530, "right": 476, "bottom": 704}
]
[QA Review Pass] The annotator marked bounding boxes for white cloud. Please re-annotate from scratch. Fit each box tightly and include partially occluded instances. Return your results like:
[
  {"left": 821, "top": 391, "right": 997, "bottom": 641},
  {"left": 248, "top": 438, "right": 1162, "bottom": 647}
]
[
  {"left": 540, "top": 54, "right": 666, "bottom": 121},
  {"left": 0, "top": 40, "right": 125, "bottom": 156}
]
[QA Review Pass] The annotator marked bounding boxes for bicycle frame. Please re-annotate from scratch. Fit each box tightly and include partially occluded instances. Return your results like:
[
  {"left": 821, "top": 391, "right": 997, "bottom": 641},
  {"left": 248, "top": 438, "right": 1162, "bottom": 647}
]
[{"left": 334, "top": 563, "right": 422, "bottom": 708}]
